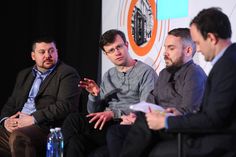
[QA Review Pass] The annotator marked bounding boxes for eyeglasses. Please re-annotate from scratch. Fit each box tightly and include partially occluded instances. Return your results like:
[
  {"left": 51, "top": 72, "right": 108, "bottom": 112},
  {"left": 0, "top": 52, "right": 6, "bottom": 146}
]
[{"left": 105, "top": 43, "right": 126, "bottom": 54}]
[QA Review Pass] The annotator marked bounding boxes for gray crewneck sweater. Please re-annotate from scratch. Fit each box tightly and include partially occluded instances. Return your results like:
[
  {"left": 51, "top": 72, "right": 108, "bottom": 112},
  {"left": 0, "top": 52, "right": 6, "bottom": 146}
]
[{"left": 87, "top": 60, "right": 158, "bottom": 118}]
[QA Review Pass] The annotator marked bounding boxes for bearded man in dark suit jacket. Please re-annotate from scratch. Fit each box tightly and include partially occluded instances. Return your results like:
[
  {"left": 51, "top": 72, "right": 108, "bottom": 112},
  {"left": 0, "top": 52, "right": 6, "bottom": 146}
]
[
  {"left": 116, "top": 7, "right": 236, "bottom": 157},
  {"left": 0, "top": 36, "right": 81, "bottom": 157}
]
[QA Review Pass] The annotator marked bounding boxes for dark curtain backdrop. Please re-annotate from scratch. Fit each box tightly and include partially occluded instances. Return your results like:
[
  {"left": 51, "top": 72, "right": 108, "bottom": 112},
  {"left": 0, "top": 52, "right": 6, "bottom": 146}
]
[{"left": 1, "top": 0, "right": 102, "bottom": 111}]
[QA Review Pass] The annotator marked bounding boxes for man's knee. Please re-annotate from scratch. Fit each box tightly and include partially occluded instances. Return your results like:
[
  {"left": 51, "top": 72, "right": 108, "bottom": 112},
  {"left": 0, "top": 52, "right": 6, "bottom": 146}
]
[
  {"left": 9, "top": 130, "right": 30, "bottom": 148},
  {"left": 62, "top": 112, "right": 89, "bottom": 142},
  {"left": 9, "top": 130, "right": 35, "bottom": 156},
  {"left": 106, "top": 124, "right": 131, "bottom": 141}
]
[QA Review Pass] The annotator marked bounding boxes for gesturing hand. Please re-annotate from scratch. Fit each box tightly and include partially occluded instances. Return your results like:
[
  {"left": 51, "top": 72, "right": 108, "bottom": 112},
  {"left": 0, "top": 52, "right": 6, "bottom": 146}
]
[
  {"left": 79, "top": 78, "right": 100, "bottom": 96},
  {"left": 86, "top": 111, "right": 114, "bottom": 130}
]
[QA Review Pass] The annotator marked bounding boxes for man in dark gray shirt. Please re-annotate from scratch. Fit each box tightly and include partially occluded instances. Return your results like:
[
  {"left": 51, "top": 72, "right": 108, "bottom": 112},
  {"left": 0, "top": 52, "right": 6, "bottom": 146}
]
[{"left": 106, "top": 28, "right": 207, "bottom": 157}]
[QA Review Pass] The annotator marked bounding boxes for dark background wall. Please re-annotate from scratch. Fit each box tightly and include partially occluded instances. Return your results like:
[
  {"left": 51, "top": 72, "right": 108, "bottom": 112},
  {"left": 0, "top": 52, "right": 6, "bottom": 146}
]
[{"left": 1, "top": 0, "right": 102, "bottom": 111}]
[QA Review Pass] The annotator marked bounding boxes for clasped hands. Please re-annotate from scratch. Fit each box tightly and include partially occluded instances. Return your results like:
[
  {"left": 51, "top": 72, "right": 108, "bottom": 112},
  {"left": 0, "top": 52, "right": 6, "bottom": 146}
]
[{"left": 4, "top": 112, "right": 35, "bottom": 133}]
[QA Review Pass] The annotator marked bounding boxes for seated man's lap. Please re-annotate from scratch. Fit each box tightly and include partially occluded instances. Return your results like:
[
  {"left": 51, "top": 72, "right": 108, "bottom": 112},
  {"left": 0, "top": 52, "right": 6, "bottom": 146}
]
[
  {"left": 148, "top": 137, "right": 178, "bottom": 157},
  {"left": 0, "top": 126, "right": 11, "bottom": 157}
]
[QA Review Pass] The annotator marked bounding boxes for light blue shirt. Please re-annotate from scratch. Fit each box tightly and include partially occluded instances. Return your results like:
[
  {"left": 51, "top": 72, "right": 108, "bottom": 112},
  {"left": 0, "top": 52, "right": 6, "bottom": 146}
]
[
  {"left": 211, "top": 46, "right": 228, "bottom": 66},
  {"left": 21, "top": 65, "right": 55, "bottom": 115}
]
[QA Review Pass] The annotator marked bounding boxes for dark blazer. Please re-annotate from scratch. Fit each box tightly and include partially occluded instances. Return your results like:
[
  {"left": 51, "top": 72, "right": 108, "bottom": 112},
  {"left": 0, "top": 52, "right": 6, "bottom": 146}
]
[
  {"left": 168, "top": 43, "right": 236, "bottom": 156},
  {"left": 0, "top": 61, "right": 81, "bottom": 130}
]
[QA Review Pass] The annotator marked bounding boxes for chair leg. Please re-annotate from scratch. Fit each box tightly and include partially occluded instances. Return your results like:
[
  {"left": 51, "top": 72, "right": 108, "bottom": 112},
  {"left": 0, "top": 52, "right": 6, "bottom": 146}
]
[{"left": 178, "top": 133, "right": 182, "bottom": 157}]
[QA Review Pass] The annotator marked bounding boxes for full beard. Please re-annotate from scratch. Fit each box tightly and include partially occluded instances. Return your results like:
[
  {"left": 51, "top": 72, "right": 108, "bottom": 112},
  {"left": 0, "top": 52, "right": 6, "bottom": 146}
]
[
  {"left": 166, "top": 65, "right": 181, "bottom": 73},
  {"left": 165, "top": 56, "right": 184, "bottom": 73}
]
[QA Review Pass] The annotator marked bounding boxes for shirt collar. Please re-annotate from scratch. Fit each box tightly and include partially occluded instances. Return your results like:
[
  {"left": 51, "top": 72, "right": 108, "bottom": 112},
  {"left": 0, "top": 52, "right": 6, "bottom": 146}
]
[
  {"left": 32, "top": 64, "right": 56, "bottom": 78},
  {"left": 211, "top": 45, "right": 229, "bottom": 66},
  {"left": 173, "top": 60, "right": 193, "bottom": 76}
]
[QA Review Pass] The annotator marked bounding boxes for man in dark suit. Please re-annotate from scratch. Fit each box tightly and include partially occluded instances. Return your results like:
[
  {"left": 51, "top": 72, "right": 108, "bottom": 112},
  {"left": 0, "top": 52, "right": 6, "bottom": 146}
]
[
  {"left": 115, "top": 7, "right": 236, "bottom": 157},
  {"left": 0, "top": 36, "right": 81, "bottom": 157}
]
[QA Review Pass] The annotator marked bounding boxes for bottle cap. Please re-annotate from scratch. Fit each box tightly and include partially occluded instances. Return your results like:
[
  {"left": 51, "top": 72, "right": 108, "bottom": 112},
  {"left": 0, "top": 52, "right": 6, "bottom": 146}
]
[
  {"left": 55, "top": 127, "right": 61, "bottom": 131},
  {"left": 50, "top": 128, "right": 55, "bottom": 132}
]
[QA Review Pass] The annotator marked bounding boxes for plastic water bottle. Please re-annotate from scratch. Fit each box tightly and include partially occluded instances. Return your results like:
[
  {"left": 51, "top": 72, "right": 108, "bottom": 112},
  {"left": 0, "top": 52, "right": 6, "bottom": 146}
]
[
  {"left": 46, "top": 128, "right": 56, "bottom": 157},
  {"left": 55, "top": 127, "right": 64, "bottom": 157}
]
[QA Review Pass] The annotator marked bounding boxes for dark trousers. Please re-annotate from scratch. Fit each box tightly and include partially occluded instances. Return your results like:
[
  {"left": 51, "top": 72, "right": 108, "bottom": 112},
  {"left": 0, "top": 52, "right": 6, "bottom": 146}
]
[
  {"left": 106, "top": 124, "right": 131, "bottom": 157},
  {"left": 0, "top": 125, "right": 48, "bottom": 157},
  {"left": 0, "top": 126, "right": 11, "bottom": 157},
  {"left": 62, "top": 112, "right": 116, "bottom": 157},
  {"left": 106, "top": 112, "right": 178, "bottom": 157}
]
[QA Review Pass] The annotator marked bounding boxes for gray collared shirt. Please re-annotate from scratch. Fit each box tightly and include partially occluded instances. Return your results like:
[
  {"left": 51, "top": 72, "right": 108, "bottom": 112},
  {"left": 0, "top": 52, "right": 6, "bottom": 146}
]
[{"left": 148, "top": 60, "right": 207, "bottom": 114}]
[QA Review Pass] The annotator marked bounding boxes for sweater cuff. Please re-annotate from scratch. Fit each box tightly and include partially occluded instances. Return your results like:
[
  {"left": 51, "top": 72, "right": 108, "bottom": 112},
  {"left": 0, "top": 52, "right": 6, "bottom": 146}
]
[{"left": 88, "top": 94, "right": 100, "bottom": 102}]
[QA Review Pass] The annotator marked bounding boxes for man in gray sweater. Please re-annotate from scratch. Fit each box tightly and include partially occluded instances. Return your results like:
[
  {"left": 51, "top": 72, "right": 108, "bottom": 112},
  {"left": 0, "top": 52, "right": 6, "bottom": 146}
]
[{"left": 62, "top": 29, "right": 158, "bottom": 157}]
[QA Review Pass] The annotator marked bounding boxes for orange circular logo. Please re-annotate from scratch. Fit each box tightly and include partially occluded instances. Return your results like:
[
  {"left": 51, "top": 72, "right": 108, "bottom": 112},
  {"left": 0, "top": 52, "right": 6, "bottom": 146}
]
[{"left": 127, "top": 0, "right": 157, "bottom": 56}]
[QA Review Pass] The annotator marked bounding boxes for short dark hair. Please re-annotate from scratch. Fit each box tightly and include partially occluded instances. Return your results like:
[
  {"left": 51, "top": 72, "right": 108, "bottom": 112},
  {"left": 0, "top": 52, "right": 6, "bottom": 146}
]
[
  {"left": 99, "top": 29, "right": 127, "bottom": 51},
  {"left": 190, "top": 7, "right": 232, "bottom": 40},
  {"left": 168, "top": 28, "right": 196, "bottom": 56},
  {"left": 32, "top": 36, "right": 56, "bottom": 51}
]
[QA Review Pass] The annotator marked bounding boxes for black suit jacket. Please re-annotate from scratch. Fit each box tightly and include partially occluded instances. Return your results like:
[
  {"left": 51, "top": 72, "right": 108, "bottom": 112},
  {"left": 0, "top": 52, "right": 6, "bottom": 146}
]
[
  {"left": 168, "top": 43, "right": 236, "bottom": 156},
  {"left": 0, "top": 61, "right": 81, "bottom": 130}
]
